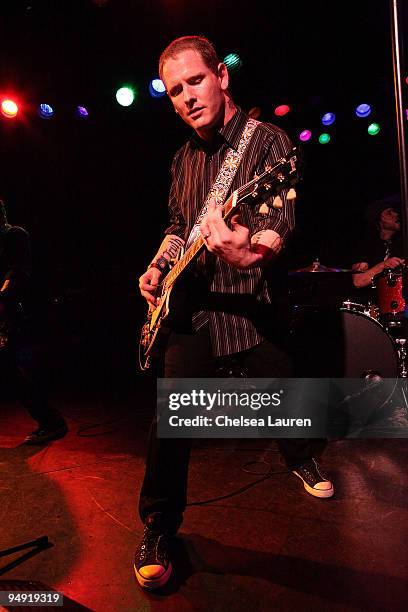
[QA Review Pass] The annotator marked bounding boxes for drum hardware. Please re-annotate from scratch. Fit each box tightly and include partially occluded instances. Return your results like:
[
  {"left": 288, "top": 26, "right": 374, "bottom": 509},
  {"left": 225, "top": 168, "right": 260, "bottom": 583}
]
[
  {"left": 342, "top": 299, "right": 380, "bottom": 321},
  {"left": 288, "top": 261, "right": 362, "bottom": 310},
  {"left": 391, "top": 338, "right": 408, "bottom": 417},
  {"left": 394, "top": 338, "right": 407, "bottom": 378},
  {"left": 289, "top": 258, "right": 363, "bottom": 275}
]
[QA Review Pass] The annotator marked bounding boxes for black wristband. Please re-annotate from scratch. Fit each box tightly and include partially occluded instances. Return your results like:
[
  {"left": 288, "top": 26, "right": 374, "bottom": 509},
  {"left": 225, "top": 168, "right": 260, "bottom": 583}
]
[{"left": 149, "top": 255, "right": 169, "bottom": 274}]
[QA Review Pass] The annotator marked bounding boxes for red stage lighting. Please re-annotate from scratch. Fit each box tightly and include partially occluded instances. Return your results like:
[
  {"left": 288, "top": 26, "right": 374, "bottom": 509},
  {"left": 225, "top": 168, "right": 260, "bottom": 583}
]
[
  {"left": 274, "top": 104, "right": 290, "bottom": 117},
  {"left": 1, "top": 99, "right": 18, "bottom": 118}
]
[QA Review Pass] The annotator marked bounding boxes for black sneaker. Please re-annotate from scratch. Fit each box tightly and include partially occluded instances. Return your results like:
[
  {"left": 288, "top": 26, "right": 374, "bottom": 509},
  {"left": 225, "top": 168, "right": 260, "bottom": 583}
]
[
  {"left": 134, "top": 526, "right": 172, "bottom": 590},
  {"left": 292, "top": 458, "right": 334, "bottom": 498},
  {"left": 23, "top": 423, "right": 68, "bottom": 445}
]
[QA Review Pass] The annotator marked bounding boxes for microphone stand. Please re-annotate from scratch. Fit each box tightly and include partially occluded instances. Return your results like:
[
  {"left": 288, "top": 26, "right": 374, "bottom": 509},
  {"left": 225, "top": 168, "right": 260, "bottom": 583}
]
[
  {"left": 389, "top": 1, "right": 408, "bottom": 417},
  {"left": 390, "top": 0, "right": 408, "bottom": 299}
]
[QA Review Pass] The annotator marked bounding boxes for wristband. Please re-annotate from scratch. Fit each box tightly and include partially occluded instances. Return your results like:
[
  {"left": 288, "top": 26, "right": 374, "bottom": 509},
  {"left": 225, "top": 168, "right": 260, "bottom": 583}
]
[{"left": 149, "top": 255, "right": 169, "bottom": 274}]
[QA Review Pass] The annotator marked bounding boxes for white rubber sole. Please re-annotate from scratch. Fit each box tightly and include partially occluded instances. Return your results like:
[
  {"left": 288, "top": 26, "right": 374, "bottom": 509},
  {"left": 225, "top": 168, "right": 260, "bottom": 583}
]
[
  {"left": 293, "top": 471, "right": 334, "bottom": 498},
  {"left": 134, "top": 562, "right": 172, "bottom": 590}
]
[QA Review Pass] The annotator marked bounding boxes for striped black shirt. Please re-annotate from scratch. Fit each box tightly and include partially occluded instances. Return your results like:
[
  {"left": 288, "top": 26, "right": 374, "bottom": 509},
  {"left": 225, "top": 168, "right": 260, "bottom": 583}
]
[{"left": 164, "top": 107, "right": 295, "bottom": 356}]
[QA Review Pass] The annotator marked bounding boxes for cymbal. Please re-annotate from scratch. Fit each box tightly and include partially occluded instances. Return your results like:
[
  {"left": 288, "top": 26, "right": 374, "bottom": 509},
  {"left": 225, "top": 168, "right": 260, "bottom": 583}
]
[{"left": 289, "top": 261, "right": 360, "bottom": 275}]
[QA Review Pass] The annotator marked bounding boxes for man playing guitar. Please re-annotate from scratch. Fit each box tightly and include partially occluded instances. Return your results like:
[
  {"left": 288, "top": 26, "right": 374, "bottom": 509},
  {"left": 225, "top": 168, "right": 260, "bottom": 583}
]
[{"left": 135, "top": 36, "right": 334, "bottom": 591}]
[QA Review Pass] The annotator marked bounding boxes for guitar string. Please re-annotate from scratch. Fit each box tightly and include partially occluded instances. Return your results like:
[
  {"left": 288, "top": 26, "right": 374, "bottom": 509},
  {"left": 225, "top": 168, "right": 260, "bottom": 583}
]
[{"left": 162, "top": 155, "right": 295, "bottom": 292}]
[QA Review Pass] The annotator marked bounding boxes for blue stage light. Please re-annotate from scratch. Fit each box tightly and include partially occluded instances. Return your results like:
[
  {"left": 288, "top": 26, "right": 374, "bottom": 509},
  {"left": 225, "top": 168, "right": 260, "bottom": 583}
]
[
  {"left": 322, "top": 112, "right": 335, "bottom": 126},
  {"left": 39, "top": 103, "right": 54, "bottom": 119},
  {"left": 355, "top": 103, "right": 371, "bottom": 118},
  {"left": 149, "top": 79, "right": 166, "bottom": 98}
]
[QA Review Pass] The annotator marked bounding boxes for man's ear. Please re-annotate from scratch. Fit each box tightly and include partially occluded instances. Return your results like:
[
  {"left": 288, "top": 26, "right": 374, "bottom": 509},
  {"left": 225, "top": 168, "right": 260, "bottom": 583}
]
[{"left": 218, "top": 62, "right": 229, "bottom": 91}]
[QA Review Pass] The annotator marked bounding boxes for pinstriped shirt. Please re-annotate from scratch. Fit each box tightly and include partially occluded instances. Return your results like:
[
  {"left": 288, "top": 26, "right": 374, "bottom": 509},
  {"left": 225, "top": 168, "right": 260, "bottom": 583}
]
[{"left": 164, "top": 107, "right": 295, "bottom": 356}]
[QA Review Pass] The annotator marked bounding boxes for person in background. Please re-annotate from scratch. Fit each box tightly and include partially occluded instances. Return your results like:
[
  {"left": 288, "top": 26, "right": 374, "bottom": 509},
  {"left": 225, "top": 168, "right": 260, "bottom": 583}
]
[{"left": 0, "top": 198, "right": 68, "bottom": 444}]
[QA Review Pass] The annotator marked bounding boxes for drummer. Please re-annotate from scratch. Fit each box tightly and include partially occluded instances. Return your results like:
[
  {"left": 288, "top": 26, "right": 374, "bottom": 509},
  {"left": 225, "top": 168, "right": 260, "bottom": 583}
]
[{"left": 352, "top": 194, "right": 404, "bottom": 290}]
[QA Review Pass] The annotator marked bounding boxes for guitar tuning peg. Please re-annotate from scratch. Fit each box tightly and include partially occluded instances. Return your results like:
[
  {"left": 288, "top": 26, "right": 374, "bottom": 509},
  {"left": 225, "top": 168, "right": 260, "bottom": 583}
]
[
  {"left": 287, "top": 188, "right": 297, "bottom": 201},
  {"left": 272, "top": 195, "right": 283, "bottom": 209},
  {"left": 259, "top": 202, "right": 269, "bottom": 214}
]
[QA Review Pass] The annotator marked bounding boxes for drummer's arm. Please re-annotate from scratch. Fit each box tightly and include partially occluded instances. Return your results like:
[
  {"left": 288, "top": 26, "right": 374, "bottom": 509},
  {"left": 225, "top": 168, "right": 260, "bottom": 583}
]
[{"left": 352, "top": 259, "right": 404, "bottom": 288}]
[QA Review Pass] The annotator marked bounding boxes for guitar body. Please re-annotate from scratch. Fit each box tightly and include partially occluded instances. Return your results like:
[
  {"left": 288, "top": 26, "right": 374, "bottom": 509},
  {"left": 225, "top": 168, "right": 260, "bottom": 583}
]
[
  {"left": 139, "top": 248, "right": 193, "bottom": 370},
  {"left": 139, "top": 282, "right": 174, "bottom": 370}
]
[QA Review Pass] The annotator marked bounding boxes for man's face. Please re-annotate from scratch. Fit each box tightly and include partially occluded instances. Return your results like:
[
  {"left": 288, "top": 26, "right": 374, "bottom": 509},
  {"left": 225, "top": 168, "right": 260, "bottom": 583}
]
[
  {"left": 380, "top": 207, "right": 400, "bottom": 232},
  {"left": 162, "top": 49, "right": 228, "bottom": 138}
]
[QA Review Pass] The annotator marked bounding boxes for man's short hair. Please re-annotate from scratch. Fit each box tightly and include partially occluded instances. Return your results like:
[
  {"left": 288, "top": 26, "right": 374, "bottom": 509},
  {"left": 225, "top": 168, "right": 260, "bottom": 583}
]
[{"left": 159, "top": 36, "right": 220, "bottom": 81}]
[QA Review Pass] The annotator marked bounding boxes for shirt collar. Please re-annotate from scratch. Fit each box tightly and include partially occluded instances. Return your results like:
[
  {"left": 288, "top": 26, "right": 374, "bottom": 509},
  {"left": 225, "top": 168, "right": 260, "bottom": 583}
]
[
  {"left": 189, "top": 106, "right": 248, "bottom": 152},
  {"left": 219, "top": 106, "right": 248, "bottom": 150}
]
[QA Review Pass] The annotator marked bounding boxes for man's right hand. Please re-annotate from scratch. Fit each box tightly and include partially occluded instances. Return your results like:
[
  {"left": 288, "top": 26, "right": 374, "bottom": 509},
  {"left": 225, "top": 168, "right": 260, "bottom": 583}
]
[{"left": 139, "top": 268, "right": 162, "bottom": 307}]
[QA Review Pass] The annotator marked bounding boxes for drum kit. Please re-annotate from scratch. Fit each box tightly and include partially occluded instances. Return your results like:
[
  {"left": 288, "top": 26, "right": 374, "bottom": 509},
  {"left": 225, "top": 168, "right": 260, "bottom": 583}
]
[{"left": 288, "top": 258, "right": 408, "bottom": 427}]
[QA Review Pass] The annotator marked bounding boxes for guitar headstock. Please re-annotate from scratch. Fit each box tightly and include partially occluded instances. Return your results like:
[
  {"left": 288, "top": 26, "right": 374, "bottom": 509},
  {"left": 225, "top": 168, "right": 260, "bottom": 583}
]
[{"left": 235, "top": 147, "right": 299, "bottom": 209}]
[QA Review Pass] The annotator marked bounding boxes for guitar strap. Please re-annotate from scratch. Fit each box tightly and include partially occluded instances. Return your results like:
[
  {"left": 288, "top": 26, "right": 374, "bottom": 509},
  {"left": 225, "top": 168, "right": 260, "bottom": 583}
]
[{"left": 184, "top": 117, "right": 260, "bottom": 250}]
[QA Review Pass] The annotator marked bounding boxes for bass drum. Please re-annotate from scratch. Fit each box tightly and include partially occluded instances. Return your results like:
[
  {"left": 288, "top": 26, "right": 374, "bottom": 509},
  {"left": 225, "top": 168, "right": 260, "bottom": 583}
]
[
  {"left": 290, "top": 306, "right": 399, "bottom": 433},
  {"left": 335, "top": 309, "right": 399, "bottom": 434},
  {"left": 290, "top": 305, "right": 398, "bottom": 377},
  {"left": 338, "top": 308, "right": 398, "bottom": 378}
]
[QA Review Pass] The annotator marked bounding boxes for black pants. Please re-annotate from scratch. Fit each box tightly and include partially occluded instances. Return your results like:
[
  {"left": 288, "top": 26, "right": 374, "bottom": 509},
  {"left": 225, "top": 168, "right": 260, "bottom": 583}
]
[
  {"left": 139, "top": 326, "right": 325, "bottom": 533},
  {"left": 0, "top": 338, "right": 64, "bottom": 429}
]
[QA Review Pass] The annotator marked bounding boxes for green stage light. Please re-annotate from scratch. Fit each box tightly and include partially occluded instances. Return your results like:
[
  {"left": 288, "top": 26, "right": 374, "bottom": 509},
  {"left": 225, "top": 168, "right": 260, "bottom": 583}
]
[
  {"left": 116, "top": 86, "right": 135, "bottom": 107},
  {"left": 368, "top": 123, "right": 380, "bottom": 136},
  {"left": 318, "top": 133, "right": 331, "bottom": 144},
  {"left": 223, "top": 53, "right": 242, "bottom": 72}
]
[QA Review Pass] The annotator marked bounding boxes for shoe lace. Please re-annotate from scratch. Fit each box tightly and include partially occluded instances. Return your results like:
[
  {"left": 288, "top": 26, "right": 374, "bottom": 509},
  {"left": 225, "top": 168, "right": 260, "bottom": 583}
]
[
  {"left": 138, "top": 527, "right": 165, "bottom": 564},
  {"left": 299, "top": 459, "right": 327, "bottom": 483}
]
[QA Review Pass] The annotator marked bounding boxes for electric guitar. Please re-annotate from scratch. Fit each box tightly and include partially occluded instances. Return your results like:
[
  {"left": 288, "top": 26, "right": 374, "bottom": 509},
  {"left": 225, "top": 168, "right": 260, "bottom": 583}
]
[{"left": 139, "top": 148, "right": 299, "bottom": 370}]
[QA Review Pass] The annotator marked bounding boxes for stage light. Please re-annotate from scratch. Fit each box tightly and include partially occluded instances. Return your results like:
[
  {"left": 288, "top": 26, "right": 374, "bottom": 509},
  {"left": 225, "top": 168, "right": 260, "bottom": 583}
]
[
  {"left": 39, "top": 103, "right": 54, "bottom": 119},
  {"left": 368, "top": 122, "right": 380, "bottom": 136},
  {"left": 116, "top": 86, "right": 135, "bottom": 107},
  {"left": 76, "top": 106, "right": 89, "bottom": 119},
  {"left": 274, "top": 105, "right": 290, "bottom": 117},
  {"left": 322, "top": 112, "right": 335, "bottom": 126},
  {"left": 223, "top": 53, "right": 242, "bottom": 72},
  {"left": 299, "top": 129, "right": 312, "bottom": 142},
  {"left": 149, "top": 78, "right": 166, "bottom": 98},
  {"left": 1, "top": 99, "right": 18, "bottom": 118},
  {"left": 319, "top": 133, "right": 331, "bottom": 144},
  {"left": 355, "top": 103, "right": 371, "bottom": 118}
]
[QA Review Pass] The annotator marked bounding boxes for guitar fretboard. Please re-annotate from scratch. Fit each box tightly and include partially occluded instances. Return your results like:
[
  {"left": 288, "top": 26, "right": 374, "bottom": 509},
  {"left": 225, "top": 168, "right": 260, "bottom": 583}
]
[
  {"left": 162, "top": 155, "right": 295, "bottom": 291},
  {"left": 162, "top": 192, "right": 238, "bottom": 290}
]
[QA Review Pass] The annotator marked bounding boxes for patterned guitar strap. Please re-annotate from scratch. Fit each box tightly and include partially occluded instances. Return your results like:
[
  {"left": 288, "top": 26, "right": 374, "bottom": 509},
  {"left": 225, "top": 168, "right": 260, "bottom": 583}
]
[{"left": 184, "top": 117, "right": 260, "bottom": 250}]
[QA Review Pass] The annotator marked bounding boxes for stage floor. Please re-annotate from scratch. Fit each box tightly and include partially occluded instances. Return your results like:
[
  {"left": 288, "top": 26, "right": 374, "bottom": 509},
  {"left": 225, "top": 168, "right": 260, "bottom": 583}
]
[{"left": 1, "top": 381, "right": 408, "bottom": 611}]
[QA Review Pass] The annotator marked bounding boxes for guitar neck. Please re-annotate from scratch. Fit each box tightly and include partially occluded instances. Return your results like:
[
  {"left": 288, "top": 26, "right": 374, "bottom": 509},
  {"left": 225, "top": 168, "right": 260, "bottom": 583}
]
[
  {"left": 163, "top": 190, "right": 240, "bottom": 289},
  {"left": 162, "top": 154, "right": 296, "bottom": 290}
]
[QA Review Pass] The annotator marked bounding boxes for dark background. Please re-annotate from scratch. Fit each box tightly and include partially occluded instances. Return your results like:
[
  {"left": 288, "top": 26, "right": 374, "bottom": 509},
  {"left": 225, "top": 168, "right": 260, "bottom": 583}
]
[{"left": 0, "top": 0, "right": 407, "bottom": 390}]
